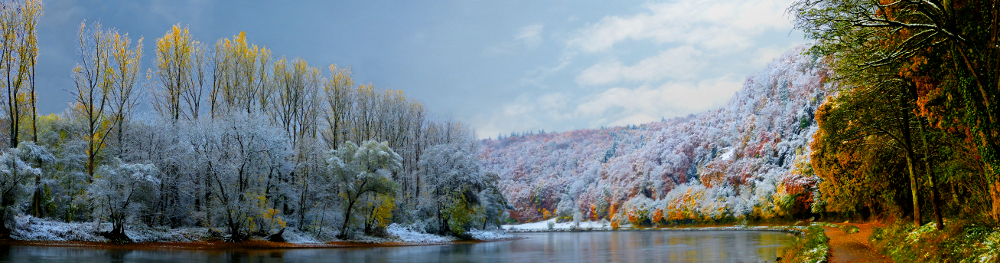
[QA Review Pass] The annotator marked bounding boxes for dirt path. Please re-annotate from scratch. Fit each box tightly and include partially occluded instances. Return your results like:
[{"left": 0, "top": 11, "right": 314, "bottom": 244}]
[{"left": 823, "top": 222, "right": 893, "bottom": 263}]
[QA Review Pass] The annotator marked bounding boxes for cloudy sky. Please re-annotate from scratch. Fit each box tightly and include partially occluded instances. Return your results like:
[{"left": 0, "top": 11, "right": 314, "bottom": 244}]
[{"left": 34, "top": 0, "right": 805, "bottom": 138}]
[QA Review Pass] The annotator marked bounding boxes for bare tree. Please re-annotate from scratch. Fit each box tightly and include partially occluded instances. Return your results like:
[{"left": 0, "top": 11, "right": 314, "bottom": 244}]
[
  {"left": 0, "top": 0, "right": 41, "bottom": 148},
  {"left": 72, "top": 21, "right": 142, "bottom": 179}
]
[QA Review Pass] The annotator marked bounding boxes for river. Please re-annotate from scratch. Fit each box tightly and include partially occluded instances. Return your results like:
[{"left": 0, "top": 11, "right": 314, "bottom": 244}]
[{"left": 0, "top": 230, "right": 795, "bottom": 262}]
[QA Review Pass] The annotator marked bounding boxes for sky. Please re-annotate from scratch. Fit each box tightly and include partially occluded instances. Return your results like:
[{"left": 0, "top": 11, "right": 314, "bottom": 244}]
[{"left": 34, "top": 0, "right": 806, "bottom": 139}]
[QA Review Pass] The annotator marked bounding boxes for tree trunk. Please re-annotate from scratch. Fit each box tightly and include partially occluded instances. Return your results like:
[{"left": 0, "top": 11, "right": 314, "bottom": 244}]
[
  {"left": 338, "top": 197, "right": 357, "bottom": 239},
  {"left": 30, "top": 175, "right": 42, "bottom": 217},
  {"left": 298, "top": 177, "right": 308, "bottom": 229},
  {"left": 228, "top": 215, "right": 241, "bottom": 242},
  {"left": 0, "top": 207, "right": 11, "bottom": 239},
  {"left": 905, "top": 150, "right": 921, "bottom": 226},
  {"left": 901, "top": 93, "right": 921, "bottom": 227},
  {"left": 918, "top": 121, "right": 944, "bottom": 230},
  {"left": 992, "top": 179, "right": 1000, "bottom": 224}
]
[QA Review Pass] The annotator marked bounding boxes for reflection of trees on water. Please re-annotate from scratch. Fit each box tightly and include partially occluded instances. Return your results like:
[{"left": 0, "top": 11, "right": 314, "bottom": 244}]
[{"left": 0, "top": 231, "right": 793, "bottom": 262}]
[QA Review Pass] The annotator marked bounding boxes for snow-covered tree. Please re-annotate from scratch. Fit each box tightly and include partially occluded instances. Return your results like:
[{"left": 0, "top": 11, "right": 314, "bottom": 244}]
[
  {"left": 0, "top": 145, "right": 43, "bottom": 237},
  {"left": 480, "top": 48, "right": 829, "bottom": 223},
  {"left": 327, "top": 140, "right": 400, "bottom": 239},
  {"left": 478, "top": 172, "right": 509, "bottom": 229},
  {"left": 189, "top": 113, "right": 291, "bottom": 241},
  {"left": 87, "top": 159, "right": 160, "bottom": 242},
  {"left": 419, "top": 142, "right": 501, "bottom": 236},
  {"left": 13, "top": 142, "right": 55, "bottom": 218}
]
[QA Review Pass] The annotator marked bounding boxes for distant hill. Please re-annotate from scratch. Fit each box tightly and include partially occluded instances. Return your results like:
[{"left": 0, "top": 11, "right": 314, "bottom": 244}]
[{"left": 480, "top": 47, "right": 831, "bottom": 223}]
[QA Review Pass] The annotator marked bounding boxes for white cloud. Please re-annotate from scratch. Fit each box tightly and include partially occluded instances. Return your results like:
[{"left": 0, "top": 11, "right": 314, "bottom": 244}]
[
  {"left": 475, "top": 77, "right": 743, "bottom": 138},
  {"left": 473, "top": 0, "right": 805, "bottom": 138},
  {"left": 484, "top": 24, "right": 545, "bottom": 56},
  {"left": 568, "top": 0, "right": 793, "bottom": 53},
  {"left": 475, "top": 92, "right": 571, "bottom": 138},
  {"left": 576, "top": 45, "right": 704, "bottom": 86},
  {"left": 515, "top": 24, "right": 544, "bottom": 46},
  {"left": 574, "top": 77, "right": 742, "bottom": 127}
]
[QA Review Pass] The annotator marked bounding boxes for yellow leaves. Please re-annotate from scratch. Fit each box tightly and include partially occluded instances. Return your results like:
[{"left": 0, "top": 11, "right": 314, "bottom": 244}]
[
  {"left": 249, "top": 194, "right": 287, "bottom": 231},
  {"left": 211, "top": 30, "right": 273, "bottom": 114},
  {"left": 263, "top": 208, "right": 287, "bottom": 230},
  {"left": 368, "top": 194, "right": 395, "bottom": 228}
]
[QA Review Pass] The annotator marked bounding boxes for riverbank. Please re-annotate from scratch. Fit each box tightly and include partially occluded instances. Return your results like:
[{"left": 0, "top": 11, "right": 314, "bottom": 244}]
[
  {"left": 502, "top": 218, "right": 807, "bottom": 234},
  {"left": 3, "top": 215, "right": 516, "bottom": 250}
]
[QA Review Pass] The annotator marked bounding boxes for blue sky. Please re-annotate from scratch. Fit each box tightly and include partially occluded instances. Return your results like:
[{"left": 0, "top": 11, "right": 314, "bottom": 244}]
[{"left": 34, "top": 0, "right": 805, "bottom": 138}]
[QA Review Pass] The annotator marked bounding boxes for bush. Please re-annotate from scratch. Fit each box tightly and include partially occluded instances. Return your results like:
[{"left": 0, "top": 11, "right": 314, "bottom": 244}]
[
  {"left": 781, "top": 224, "right": 829, "bottom": 263},
  {"left": 870, "top": 220, "right": 1000, "bottom": 262}
]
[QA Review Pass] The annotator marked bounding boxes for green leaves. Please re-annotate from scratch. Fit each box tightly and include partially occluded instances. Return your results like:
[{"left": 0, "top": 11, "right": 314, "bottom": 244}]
[{"left": 328, "top": 140, "right": 401, "bottom": 238}]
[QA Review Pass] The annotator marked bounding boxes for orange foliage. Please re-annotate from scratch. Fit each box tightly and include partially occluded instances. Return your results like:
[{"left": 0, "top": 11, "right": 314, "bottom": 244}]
[
  {"left": 651, "top": 209, "right": 664, "bottom": 226},
  {"left": 608, "top": 202, "right": 617, "bottom": 219},
  {"left": 590, "top": 204, "right": 598, "bottom": 221},
  {"left": 626, "top": 210, "right": 638, "bottom": 224},
  {"left": 667, "top": 188, "right": 705, "bottom": 221},
  {"left": 700, "top": 162, "right": 726, "bottom": 188}
]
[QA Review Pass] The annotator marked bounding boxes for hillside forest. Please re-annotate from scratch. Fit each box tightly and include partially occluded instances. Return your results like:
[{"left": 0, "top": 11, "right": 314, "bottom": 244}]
[{"left": 483, "top": 0, "right": 1000, "bottom": 234}]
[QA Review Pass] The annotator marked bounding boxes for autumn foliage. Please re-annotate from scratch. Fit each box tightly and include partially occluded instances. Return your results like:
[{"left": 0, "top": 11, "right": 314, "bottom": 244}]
[{"left": 482, "top": 49, "right": 828, "bottom": 224}]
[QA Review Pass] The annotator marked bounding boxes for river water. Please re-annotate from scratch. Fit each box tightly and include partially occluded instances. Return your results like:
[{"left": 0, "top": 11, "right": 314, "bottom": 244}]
[{"left": 0, "top": 230, "right": 794, "bottom": 262}]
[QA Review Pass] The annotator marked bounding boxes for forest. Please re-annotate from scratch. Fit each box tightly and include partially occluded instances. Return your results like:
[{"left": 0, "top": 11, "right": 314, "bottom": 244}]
[
  {"left": 484, "top": 0, "right": 1000, "bottom": 235},
  {"left": 791, "top": 0, "right": 1000, "bottom": 228},
  {"left": 481, "top": 48, "right": 828, "bottom": 226},
  {"left": 2, "top": 0, "right": 1000, "bottom": 260},
  {"left": 0, "top": 0, "right": 508, "bottom": 243}
]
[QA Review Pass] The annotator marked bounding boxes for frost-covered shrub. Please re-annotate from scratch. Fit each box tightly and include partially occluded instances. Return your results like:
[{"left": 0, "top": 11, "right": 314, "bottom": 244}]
[
  {"left": 15, "top": 142, "right": 56, "bottom": 219},
  {"left": 555, "top": 194, "right": 575, "bottom": 222},
  {"left": 750, "top": 176, "right": 780, "bottom": 219},
  {"left": 0, "top": 147, "right": 43, "bottom": 236},
  {"left": 572, "top": 210, "right": 582, "bottom": 229},
  {"left": 622, "top": 195, "right": 654, "bottom": 226}
]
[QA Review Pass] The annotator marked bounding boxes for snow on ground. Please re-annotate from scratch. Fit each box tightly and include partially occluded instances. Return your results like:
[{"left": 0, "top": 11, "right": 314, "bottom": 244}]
[
  {"left": 386, "top": 223, "right": 455, "bottom": 243},
  {"left": 11, "top": 215, "right": 325, "bottom": 243},
  {"left": 13, "top": 215, "right": 212, "bottom": 243},
  {"left": 502, "top": 218, "right": 807, "bottom": 235},
  {"left": 719, "top": 147, "right": 735, "bottom": 161},
  {"left": 502, "top": 218, "right": 612, "bottom": 231},
  {"left": 467, "top": 229, "right": 515, "bottom": 241},
  {"left": 13, "top": 216, "right": 508, "bottom": 244},
  {"left": 12, "top": 215, "right": 107, "bottom": 242},
  {"left": 126, "top": 226, "right": 202, "bottom": 243},
  {"left": 282, "top": 228, "right": 324, "bottom": 244}
]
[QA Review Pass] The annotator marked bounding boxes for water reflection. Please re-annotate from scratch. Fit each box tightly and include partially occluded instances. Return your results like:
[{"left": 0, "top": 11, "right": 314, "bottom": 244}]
[{"left": 0, "top": 231, "right": 793, "bottom": 262}]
